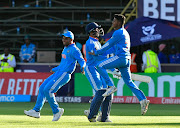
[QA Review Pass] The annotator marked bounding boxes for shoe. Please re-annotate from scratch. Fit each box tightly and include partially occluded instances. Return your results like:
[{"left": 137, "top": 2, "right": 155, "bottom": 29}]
[
  {"left": 89, "top": 118, "right": 96, "bottom": 122},
  {"left": 97, "top": 112, "right": 112, "bottom": 122},
  {"left": 102, "top": 118, "right": 112, "bottom": 122},
  {"left": 140, "top": 99, "right": 150, "bottom": 115},
  {"left": 52, "top": 108, "right": 64, "bottom": 121},
  {"left": 84, "top": 110, "right": 90, "bottom": 117},
  {"left": 97, "top": 112, "right": 102, "bottom": 122},
  {"left": 102, "top": 86, "right": 117, "bottom": 97},
  {"left": 84, "top": 110, "right": 96, "bottom": 122},
  {"left": 24, "top": 109, "right": 40, "bottom": 118}
]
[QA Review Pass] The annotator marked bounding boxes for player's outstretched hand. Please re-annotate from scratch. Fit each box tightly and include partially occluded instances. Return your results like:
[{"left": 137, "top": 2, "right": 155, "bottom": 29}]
[
  {"left": 50, "top": 69, "right": 54, "bottom": 73},
  {"left": 81, "top": 67, "right": 85, "bottom": 75}
]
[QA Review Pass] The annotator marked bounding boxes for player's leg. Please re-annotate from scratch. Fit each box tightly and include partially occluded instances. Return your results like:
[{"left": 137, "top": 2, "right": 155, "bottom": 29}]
[
  {"left": 43, "top": 72, "right": 71, "bottom": 121},
  {"left": 33, "top": 74, "right": 55, "bottom": 112},
  {"left": 96, "top": 56, "right": 121, "bottom": 87},
  {"left": 84, "top": 66, "right": 103, "bottom": 91},
  {"left": 87, "top": 89, "right": 106, "bottom": 122},
  {"left": 84, "top": 66, "right": 105, "bottom": 122},
  {"left": 118, "top": 59, "right": 146, "bottom": 101},
  {"left": 100, "top": 94, "right": 113, "bottom": 122},
  {"left": 118, "top": 59, "right": 149, "bottom": 115},
  {"left": 96, "top": 56, "right": 122, "bottom": 96},
  {"left": 24, "top": 73, "right": 55, "bottom": 118}
]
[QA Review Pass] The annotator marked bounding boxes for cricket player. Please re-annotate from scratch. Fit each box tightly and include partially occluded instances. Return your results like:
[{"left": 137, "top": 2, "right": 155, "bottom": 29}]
[
  {"left": 84, "top": 22, "right": 116, "bottom": 122},
  {"left": 24, "top": 31, "right": 86, "bottom": 121},
  {"left": 89, "top": 14, "right": 150, "bottom": 115}
]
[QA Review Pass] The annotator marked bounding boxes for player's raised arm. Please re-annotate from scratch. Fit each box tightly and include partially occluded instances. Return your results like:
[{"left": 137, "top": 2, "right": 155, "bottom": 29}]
[{"left": 94, "top": 32, "right": 119, "bottom": 55}]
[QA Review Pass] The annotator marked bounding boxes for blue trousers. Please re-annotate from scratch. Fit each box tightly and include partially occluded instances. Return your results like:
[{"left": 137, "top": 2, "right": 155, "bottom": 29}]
[
  {"left": 96, "top": 55, "right": 146, "bottom": 101},
  {"left": 85, "top": 65, "right": 109, "bottom": 113},
  {"left": 85, "top": 65, "right": 107, "bottom": 91},
  {"left": 33, "top": 71, "right": 71, "bottom": 114}
]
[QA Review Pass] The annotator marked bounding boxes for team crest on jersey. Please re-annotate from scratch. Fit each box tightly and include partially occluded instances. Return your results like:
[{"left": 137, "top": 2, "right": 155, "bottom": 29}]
[
  {"left": 62, "top": 54, "right": 66, "bottom": 59},
  {"left": 67, "top": 50, "right": 70, "bottom": 53}
]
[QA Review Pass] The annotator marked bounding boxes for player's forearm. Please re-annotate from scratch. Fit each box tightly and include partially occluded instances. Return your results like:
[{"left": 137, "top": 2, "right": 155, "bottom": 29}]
[
  {"left": 52, "top": 66, "right": 59, "bottom": 72},
  {"left": 95, "top": 42, "right": 110, "bottom": 55},
  {"left": 96, "top": 38, "right": 116, "bottom": 55},
  {"left": 78, "top": 58, "right": 86, "bottom": 69}
]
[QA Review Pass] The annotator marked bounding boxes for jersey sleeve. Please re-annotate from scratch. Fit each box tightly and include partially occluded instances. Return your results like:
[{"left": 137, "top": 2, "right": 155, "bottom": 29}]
[
  {"left": 88, "top": 41, "right": 108, "bottom": 61},
  {"left": 95, "top": 32, "right": 119, "bottom": 55},
  {"left": 51, "top": 66, "right": 59, "bottom": 72},
  {"left": 73, "top": 48, "right": 86, "bottom": 68},
  {"left": 87, "top": 41, "right": 96, "bottom": 54},
  {"left": 104, "top": 45, "right": 116, "bottom": 55}
]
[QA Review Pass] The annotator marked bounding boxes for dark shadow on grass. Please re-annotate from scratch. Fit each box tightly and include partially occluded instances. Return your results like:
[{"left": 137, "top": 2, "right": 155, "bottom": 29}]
[
  {"left": 5, "top": 120, "right": 32, "bottom": 124},
  {"left": 1, "top": 113, "right": 180, "bottom": 116},
  {"left": 1, "top": 103, "right": 180, "bottom": 116},
  {"left": 77, "top": 122, "right": 180, "bottom": 126}
]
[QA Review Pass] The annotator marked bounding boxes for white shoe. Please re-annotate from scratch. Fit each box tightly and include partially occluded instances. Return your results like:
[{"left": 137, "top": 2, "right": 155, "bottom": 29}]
[
  {"left": 97, "top": 112, "right": 102, "bottom": 122},
  {"left": 104, "top": 119, "right": 112, "bottom": 122},
  {"left": 84, "top": 109, "right": 96, "bottom": 122},
  {"left": 52, "top": 108, "right": 64, "bottom": 121},
  {"left": 24, "top": 109, "right": 40, "bottom": 118},
  {"left": 97, "top": 112, "right": 112, "bottom": 122},
  {"left": 84, "top": 110, "right": 90, "bottom": 117},
  {"left": 102, "top": 86, "right": 117, "bottom": 97},
  {"left": 140, "top": 99, "right": 150, "bottom": 115}
]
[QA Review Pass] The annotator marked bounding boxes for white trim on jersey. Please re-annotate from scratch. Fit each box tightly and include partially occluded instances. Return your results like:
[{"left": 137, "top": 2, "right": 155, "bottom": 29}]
[
  {"left": 51, "top": 72, "right": 67, "bottom": 91},
  {"left": 85, "top": 66, "right": 98, "bottom": 91},
  {"left": 100, "top": 42, "right": 109, "bottom": 50},
  {"left": 98, "top": 55, "right": 119, "bottom": 67}
]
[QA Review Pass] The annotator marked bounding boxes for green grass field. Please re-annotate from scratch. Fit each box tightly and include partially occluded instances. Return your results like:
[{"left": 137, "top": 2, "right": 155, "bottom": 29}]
[{"left": 0, "top": 102, "right": 180, "bottom": 128}]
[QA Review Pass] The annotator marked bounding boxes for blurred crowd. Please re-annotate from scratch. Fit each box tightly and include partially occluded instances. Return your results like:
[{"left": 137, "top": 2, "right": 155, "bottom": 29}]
[
  {"left": 0, "top": 34, "right": 180, "bottom": 73},
  {"left": 158, "top": 44, "right": 180, "bottom": 64}
]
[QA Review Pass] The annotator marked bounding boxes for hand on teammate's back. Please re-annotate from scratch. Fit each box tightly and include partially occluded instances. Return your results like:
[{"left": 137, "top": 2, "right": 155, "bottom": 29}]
[{"left": 88, "top": 51, "right": 95, "bottom": 55}]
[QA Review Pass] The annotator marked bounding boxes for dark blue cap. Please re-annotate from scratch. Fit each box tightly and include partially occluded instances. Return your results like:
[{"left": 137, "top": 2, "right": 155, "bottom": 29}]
[{"left": 85, "top": 22, "right": 101, "bottom": 33}]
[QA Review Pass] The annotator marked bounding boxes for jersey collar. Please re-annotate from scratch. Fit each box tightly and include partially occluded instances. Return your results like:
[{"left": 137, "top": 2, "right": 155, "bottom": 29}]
[
  {"left": 89, "top": 36, "right": 99, "bottom": 41},
  {"left": 65, "top": 42, "right": 75, "bottom": 47}
]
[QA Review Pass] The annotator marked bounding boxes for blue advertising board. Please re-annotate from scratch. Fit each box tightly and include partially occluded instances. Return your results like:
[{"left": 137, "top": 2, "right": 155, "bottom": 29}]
[{"left": 0, "top": 95, "right": 31, "bottom": 102}]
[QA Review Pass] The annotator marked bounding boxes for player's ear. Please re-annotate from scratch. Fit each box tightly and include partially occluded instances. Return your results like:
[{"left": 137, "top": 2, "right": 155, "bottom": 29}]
[{"left": 118, "top": 21, "right": 121, "bottom": 26}]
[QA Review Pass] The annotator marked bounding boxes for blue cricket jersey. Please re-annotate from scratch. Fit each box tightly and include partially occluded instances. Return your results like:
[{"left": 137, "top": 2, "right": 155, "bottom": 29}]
[
  {"left": 52, "top": 43, "right": 86, "bottom": 74},
  {"left": 19, "top": 43, "right": 36, "bottom": 63},
  {"left": 86, "top": 37, "right": 114, "bottom": 66},
  {"left": 95, "top": 27, "right": 131, "bottom": 59}
]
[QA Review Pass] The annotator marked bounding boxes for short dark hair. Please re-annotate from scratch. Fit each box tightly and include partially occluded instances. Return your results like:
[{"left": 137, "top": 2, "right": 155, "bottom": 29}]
[{"left": 114, "top": 14, "right": 126, "bottom": 26}]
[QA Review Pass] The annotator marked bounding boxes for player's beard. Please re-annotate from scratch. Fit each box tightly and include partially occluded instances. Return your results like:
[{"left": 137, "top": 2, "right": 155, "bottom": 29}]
[
  {"left": 63, "top": 42, "right": 70, "bottom": 46},
  {"left": 92, "top": 31, "right": 99, "bottom": 38}
]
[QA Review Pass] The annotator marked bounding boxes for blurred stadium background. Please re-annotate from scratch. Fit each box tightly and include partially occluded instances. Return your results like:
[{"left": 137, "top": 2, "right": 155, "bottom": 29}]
[{"left": 0, "top": 0, "right": 180, "bottom": 127}]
